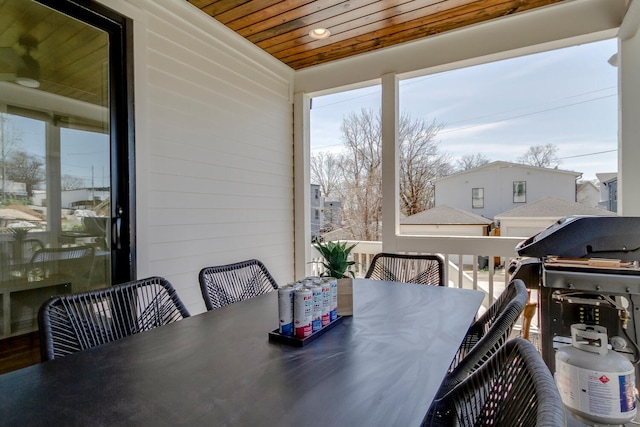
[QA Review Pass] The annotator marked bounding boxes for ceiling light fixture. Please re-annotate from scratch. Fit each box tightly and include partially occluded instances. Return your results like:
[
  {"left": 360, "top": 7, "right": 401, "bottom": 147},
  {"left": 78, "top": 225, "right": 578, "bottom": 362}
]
[
  {"left": 309, "top": 28, "right": 330, "bottom": 40},
  {"left": 15, "top": 34, "right": 40, "bottom": 88}
]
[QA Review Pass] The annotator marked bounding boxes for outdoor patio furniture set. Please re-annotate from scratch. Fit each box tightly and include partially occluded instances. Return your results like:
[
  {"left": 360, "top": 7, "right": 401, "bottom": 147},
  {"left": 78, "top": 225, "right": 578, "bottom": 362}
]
[{"left": 32, "top": 254, "right": 564, "bottom": 426}]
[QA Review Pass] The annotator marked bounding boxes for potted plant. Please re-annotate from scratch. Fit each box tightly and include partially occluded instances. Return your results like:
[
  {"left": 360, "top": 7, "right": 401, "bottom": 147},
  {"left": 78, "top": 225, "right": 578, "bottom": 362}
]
[
  {"left": 312, "top": 240, "right": 357, "bottom": 279},
  {"left": 10, "top": 226, "right": 30, "bottom": 263},
  {"left": 312, "top": 240, "right": 357, "bottom": 316}
]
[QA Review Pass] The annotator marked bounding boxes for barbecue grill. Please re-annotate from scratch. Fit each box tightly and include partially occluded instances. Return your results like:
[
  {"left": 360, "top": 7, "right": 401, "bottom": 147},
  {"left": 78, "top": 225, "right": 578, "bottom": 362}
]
[{"left": 510, "top": 215, "right": 640, "bottom": 374}]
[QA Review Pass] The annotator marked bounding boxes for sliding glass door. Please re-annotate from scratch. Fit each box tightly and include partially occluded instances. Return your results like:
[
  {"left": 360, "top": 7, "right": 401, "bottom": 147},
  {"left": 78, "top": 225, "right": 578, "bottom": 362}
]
[{"left": 0, "top": 0, "right": 134, "bottom": 370}]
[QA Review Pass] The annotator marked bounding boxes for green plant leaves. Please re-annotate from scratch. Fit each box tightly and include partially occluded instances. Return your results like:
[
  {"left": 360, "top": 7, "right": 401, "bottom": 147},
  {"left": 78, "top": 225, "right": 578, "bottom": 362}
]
[{"left": 312, "top": 240, "right": 358, "bottom": 278}]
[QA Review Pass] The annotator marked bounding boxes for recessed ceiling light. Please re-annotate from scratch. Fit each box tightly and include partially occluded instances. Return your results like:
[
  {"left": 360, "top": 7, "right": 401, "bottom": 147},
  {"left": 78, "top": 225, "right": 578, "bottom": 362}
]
[
  {"left": 309, "top": 28, "right": 330, "bottom": 40},
  {"left": 15, "top": 77, "right": 40, "bottom": 88}
]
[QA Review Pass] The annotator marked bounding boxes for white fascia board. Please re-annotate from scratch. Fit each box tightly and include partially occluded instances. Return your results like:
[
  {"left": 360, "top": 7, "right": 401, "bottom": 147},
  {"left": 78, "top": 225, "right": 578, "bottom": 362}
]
[{"left": 294, "top": 0, "right": 626, "bottom": 95}]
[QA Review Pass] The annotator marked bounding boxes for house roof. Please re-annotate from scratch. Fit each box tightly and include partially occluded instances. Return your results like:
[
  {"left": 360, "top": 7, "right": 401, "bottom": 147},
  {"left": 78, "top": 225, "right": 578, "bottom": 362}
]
[
  {"left": 495, "top": 197, "right": 613, "bottom": 219},
  {"left": 321, "top": 227, "right": 354, "bottom": 242},
  {"left": 435, "top": 161, "right": 582, "bottom": 184},
  {"left": 596, "top": 172, "right": 617, "bottom": 183},
  {"left": 401, "top": 205, "right": 493, "bottom": 225},
  {"left": 576, "top": 181, "right": 598, "bottom": 192}
]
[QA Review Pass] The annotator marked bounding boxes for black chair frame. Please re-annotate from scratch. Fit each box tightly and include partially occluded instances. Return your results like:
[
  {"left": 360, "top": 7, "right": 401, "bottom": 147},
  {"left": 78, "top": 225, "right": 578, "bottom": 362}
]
[
  {"left": 424, "top": 338, "right": 566, "bottom": 426},
  {"left": 38, "top": 276, "right": 190, "bottom": 361},
  {"left": 438, "top": 278, "right": 529, "bottom": 395},
  {"left": 199, "top": 259, "right": 278, "bottom": 310},
  {"left": 364, "top": 252, "right": 445, "bottom": 286}
]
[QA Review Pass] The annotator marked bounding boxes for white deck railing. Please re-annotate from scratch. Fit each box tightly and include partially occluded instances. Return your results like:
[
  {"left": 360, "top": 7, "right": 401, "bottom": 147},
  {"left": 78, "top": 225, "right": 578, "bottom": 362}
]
[{"left": 310, "top": 235, "right": 527, "bottom": 311}]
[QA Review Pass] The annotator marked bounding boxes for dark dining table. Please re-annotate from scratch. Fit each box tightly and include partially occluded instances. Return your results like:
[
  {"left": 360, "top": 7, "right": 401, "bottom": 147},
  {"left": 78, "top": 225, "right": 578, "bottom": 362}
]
[{"left": 0, "top": 278, "right": 484, "bottom": 426}]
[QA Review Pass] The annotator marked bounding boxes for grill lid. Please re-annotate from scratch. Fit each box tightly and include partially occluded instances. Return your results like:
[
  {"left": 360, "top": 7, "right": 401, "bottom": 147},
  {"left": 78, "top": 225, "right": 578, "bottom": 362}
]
[{"left": 516, "top": 216, "right": 640, "bottom": 260}]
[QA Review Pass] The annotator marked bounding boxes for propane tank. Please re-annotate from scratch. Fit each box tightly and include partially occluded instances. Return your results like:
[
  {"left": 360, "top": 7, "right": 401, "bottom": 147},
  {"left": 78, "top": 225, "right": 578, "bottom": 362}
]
[{"left": 555, "top": 324, "right": 636, "bottom": 426}]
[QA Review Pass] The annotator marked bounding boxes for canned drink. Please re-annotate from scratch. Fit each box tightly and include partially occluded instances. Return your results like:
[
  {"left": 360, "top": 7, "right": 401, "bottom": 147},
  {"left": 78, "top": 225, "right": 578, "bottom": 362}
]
[
  {"left": 294, "top": 287, "right": 313, "bottom": 338},
  {"left": 278, "top": 286, "right": 295, "bottom": 336},
  {"left": 321, "top": 281, "right": 331, "bottom": 326},
  {"left": 310, "top": 284, "right": 323, "bottom": 332},
  {"left": 328, "top": 278, "right": 338, "bottom": 321}
]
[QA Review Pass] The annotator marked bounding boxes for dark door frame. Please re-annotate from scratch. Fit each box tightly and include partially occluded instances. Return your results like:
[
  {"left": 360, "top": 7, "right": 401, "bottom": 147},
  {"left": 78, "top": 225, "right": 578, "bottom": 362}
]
[{"left": 36, "top": 0, "right": 136, "bottom": 284}]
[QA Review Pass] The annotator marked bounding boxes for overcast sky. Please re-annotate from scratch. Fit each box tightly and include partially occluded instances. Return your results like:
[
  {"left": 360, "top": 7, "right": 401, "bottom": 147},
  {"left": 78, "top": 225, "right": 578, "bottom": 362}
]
[{"left": 311, "top": 38, "right": 618, "bottom": 182}]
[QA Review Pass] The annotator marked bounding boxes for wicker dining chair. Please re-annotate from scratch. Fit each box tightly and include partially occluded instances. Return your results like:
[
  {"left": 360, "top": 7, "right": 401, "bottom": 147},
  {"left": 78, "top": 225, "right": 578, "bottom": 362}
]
[
  {"left": 437, "top": 278, "right": 529, "bottom": 396},
  {"left": 364, "top": 252, "right": 445, "bottom": 285},
  {"left": 38, "top": 276, "right": 190, "bottom": 361},
  {"left": 28, "top": 245, "right": 95, "bottom": 291},
  {"left": 199, "top": 259, "right": 278, "bottom": 310},
  {"left": 424, "top": 338, "right": 566, "bottom": 427}
]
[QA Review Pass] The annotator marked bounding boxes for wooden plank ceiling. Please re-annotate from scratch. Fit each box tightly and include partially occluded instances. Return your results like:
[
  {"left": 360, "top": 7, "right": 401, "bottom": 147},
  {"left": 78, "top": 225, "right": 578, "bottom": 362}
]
[
  {"left": 187, "top": 0, "right": 567, "bottom": 70},
  {"left": 0, "top": 0, "right": 109, "bottom": 107}
]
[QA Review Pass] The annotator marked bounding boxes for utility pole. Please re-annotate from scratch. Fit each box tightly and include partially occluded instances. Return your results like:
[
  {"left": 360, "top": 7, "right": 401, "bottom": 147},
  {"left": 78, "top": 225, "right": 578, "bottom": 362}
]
[
  {"left": 1, "top": 113, "right": 6, "bottom": 201},
  {"left": 91, "top": 165, "right": 95, "bottom": 207}
]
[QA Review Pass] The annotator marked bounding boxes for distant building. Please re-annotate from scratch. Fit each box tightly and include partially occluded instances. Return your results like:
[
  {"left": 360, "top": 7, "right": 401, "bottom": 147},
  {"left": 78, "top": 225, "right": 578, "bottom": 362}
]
[
  {"left": 434, "top": 161, "right": 581, "bottom": 219},
  {"left": 576, "top": 181, "right": 600, "bottom": 208},
  {"left": 596, "top": 172, "right": 617, "bottom": 212},
  {"left": 323, "top": 200, "right": 342, "bottom": 232},
  {"left": 311, "top": 184, "right": 322, "bottom": 240},
  {"left": 400, "top": 205, "right": 493, "bottom": 236},
  {"left": 495, "top": 197, "right": 614, "bottom": 238},
  {"left": 61, "top": 188, "right": 110, "bottom": 210},
  {"left": 0, "top": 179, "right": 27, "bottom": 199},
  {"left": 311, "top": 184, "right": 344, "bottom": 240}
]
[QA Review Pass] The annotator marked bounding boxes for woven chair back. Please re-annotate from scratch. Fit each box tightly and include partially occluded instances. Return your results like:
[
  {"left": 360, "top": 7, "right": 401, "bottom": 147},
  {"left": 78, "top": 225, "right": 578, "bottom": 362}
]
[
  {"left": 28, "top": 246, "right": 95, "bottom": 290},
  {"left": 364, "top": 253, "right": 444, "bottom": 285},
  {"left": 199, "top": 259, "right": 278, "bottom": 311},
  {"left": 425, "top": 338, "right": 565, "bottom": 426},
  {"left": 439, "top": 278, "right": 529, "bottom": 394},
  {"left": 38, "top": 276, "right": 190, "bottom": 361}
]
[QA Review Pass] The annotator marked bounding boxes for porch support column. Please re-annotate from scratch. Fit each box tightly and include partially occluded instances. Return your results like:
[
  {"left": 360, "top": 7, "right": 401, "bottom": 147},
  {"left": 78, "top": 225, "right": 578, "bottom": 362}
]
[
  {"left": 381, "top": 73, "right": 399, "bottom": 251},
  {"left": 294, "top": 91, "right": 312, "bottom": 278},
  {"left": 46, "top": 121, "right": 62, "bottom": 244},
  {"left": 619, "top": 4, "right": 640, "bottom": 215}
]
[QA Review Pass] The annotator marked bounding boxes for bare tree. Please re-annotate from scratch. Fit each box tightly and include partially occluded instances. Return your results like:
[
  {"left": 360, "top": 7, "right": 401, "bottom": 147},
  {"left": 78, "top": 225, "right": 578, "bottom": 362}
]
[
  {"left": 7, "top": 151, "right": 44, "bottom": 197},
  {"left": 456, "top": 153, "right": 490, "bottom": 171},
  {"left": 62, "top": 174, "right": 86, "bottom": 190},
  {"left": 399, "top": 115, "right": 452, "bottom": 216},
  {"left": 517, "top": 144, "right": 560, "bottom": 168},
  {"left": 322, "top": 109, "right": 449, "bottom": 240},
  {"left": 339, "top": 108, "right": 383, "bottom": 241},
  {"left": 310, "top": 151, "right": 342, "bottom": 200},
  {"left": 0, "top": 113, "right": 23, "bottom": 199}
]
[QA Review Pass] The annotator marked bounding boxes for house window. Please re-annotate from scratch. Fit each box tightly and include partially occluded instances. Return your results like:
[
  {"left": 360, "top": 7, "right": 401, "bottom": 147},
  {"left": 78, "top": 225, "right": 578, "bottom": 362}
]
[
  {"left": 472, "top": 188, "right": 484, "bottom": 208},
  {"left": 513, "top": 181, "right": 526, "bottom": 203}
]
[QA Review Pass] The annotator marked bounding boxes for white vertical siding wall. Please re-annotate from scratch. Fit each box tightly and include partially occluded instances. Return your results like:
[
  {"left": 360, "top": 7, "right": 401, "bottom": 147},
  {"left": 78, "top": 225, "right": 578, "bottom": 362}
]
[{"left": 100, "top": 0, "right": 295, "bottom": 314}]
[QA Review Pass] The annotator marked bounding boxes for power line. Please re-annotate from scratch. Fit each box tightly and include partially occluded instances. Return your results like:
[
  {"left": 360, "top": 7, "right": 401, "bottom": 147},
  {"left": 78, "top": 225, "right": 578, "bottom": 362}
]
[
  {"left": 439, "top": 94, "right": 615, "bottom": 135},
  {"left": 311, "top": 93, "right": 616, "bottom": 151},
  {"left": 444, "top": 87, "right": 616, "bottom": 127},
  {"left": 557, "top": 149, "right": 616, "bottom": 160}
]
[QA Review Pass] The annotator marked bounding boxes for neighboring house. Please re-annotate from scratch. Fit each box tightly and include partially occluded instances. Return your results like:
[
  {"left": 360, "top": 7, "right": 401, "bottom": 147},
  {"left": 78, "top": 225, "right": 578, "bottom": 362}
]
[
  {"left": 400, "top": 205, "right": 493, "bottom": 236},
  {"left": 311, "top": 185, "right": 343, "bottom": 240},
  {"left": 310, "top": 184, "right": 322, "bottom": 240},
  {"left": 576, "top": 181, "right": 600, "bottom": 208},
  {"left": 0, "top": 179, "right": 27, "bottom": 198},
  {"left": 434, "top": 161, "right": 581, "bottom": 220},
  {"left": 597, "top": 172, "right": 618, "bottom": 212},
  {"left": 323, "top": 200, "right": 342, "bottom": 232},
  {"left": 61, "top": 188, "right": 110, "bottom": 210},
  {"left": 321, "top": 227, "right": 353, "bottom": 242},
  {"left": 495, "top": 197, "right": 614, "bottom": 238}
]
